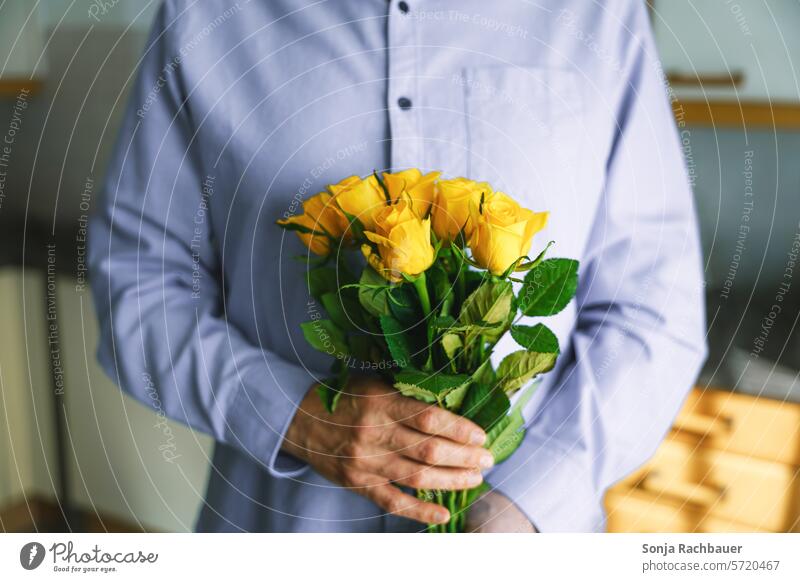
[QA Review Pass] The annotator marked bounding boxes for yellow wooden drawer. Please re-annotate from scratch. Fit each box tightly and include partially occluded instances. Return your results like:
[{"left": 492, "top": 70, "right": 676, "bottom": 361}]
[
  {"left": 628, "top": 433, "right": 799, "bottom": 531},
  {"left": 673, "top": 388, "right": 800, "bottom": 465},
  {"left": 605, "top": 488, "right": 772, "bottom": 533}
]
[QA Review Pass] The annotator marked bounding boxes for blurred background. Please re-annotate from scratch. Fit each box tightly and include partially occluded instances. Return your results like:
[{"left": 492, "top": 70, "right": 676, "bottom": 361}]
[{"left": 0, "top": 0, "right": 798, "bottom": 533}]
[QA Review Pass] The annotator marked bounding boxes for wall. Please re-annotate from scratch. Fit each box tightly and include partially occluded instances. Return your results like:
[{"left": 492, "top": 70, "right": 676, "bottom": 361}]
[
  {"left": 0, "top": 1, "right": 47, "bottom": 79},
  {"left": 0, "top": 267, "right": 211, "bottom": 531},
  {"left": 690, "top": 129, "right": 800, "bottom": 291},
  {"left": 0, "top": 2, "right": 157, "bottom": 237},
  {"left": 58, "top": 278, "right": 212, "bottom": 531},
  {"left": 0, "top": 270, "right": 56, "bottom": 507},
  {"left": 653, "top": 0, "right": 800, "bottom": 101},
  {"left": 0, "top": 1, "right": 211, "bottom": 531}
]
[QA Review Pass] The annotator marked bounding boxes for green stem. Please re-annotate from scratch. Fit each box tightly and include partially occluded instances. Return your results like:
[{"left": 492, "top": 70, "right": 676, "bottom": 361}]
[
  {"left": 459, "top": 489, "right": 468, "bottom": 532},
  {"left": 447, "top": 491, "right": 456, "bottom": 533},
  {"left": 412, "top": 273, "right": 434, "bottom": 370},
  {"left": 412, "top": 272, "right": 432, "bottom": 316},
  {"left": 441, "top": 290, "right": 453, "bottom": 317},
  {"left": 476, "top": 336, "right": 486, "bottom": 369},
  {"left": 435, "top": 490, "right": 445, "bottom": 533}
]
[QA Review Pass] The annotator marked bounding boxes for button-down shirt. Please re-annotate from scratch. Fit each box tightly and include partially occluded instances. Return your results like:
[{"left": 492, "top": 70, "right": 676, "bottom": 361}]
[{"left": 89, "top": 0, "right": 707, "bottom": 532}]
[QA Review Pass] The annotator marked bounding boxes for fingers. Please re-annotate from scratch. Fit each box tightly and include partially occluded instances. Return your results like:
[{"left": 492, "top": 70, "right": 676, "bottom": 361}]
[
  {"left": 363, "top": 481, "right": 450, "bottom": 525},
  {"left": 392, "top": 399, "right": 486, "bottom": 446},
  {"left": 388, "top": 426, "right": 494, "bottom": 469},
  {"left": 365, "top": 455, "right": 484, "bottom": 491},
  {"left": 339, "top": 466, "right": 452, "bottom": 524}
]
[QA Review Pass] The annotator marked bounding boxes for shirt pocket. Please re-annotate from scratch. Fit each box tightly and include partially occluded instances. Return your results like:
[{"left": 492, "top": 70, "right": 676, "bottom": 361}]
[{"left": 463, "top": 65, "right": 584, "bottom": 210}]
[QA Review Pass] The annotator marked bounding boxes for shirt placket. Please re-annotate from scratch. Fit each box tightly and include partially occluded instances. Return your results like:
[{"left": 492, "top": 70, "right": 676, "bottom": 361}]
[
  {"left": 385, "top": 1, "right": 434, "bottom": 533},
  {"left": 387, "top": 0, "right": 423, "bottom": 172}
]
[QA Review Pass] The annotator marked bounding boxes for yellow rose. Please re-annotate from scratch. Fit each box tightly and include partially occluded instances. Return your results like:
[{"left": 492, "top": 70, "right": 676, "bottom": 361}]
[
  {"left": 329, "top": 174, "right": 387, "bottom": 231},
  {"left": 469, "top": 192, "right": 549, "bottom": 275},
  {"left": 277, "top": 192, "right": 350, "bottom": 256},
  {"left": 382, "top": 169, "right": 440, "bottom": 217},
  {"left": 431, "top": 177, "right": 492, "bottom": 243},
  {"left": 362, "top": 200, "right": 435, "bottom": 282}
]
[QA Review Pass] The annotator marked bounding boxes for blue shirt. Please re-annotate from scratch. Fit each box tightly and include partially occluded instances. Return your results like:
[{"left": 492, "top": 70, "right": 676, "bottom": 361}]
[{"left": 89, "top": 0, "right": 707, "bottom": 532}]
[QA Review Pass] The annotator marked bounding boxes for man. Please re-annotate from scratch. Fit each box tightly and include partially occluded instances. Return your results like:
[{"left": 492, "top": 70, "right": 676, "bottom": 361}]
[{"left": 90, "top": 0, "right": 706, "bottom": 532}]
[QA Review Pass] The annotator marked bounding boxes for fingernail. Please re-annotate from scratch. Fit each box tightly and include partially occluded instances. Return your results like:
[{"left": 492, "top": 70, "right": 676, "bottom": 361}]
[
  {"left": 468, "top": 471, "right": 484, "bottom": 486},
  {"left": 479, "top": 454, "right": 494, "bottom": 469},
  {"left": 470, "top": 430, "right": 486, "bottom": 445},
  {"left": 435, "top": 511, "right": 449, "bottom": 523}
]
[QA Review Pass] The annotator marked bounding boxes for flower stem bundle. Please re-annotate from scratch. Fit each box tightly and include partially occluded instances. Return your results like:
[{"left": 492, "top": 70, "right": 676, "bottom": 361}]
[{"left": 277, "top": 169, "right": 578, "bottom": 532}]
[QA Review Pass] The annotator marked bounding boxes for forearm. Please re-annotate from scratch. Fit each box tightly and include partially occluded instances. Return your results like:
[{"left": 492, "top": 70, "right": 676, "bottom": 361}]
[
  {"left": 485, "top": 305, "right": 706, "bottom": 531},
  {"left": 90, "top": 250, "right": 316, "bottom": 478},
  {"left": 480, "top": 0, "right": 708, "bottom": 531}
]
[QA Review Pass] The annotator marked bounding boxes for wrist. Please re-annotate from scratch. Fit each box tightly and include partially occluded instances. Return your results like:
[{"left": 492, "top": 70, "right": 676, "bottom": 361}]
[
  {"left": 280, "top": 382, "right": 319, "bottom": 462},
  {"left": 468, "top": 490, "right": 537, "bottom": 533}
]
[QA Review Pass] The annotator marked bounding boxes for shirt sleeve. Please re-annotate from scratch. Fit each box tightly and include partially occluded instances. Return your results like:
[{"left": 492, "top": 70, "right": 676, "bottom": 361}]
[
  {"left": 89, "top": 1, "right": 312, "bottom": 478},
  {"left": 485, "top": 5, "right": 708, "bottom": 531}
]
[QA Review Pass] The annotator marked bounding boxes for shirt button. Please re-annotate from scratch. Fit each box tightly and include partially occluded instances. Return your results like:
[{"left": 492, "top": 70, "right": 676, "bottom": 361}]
[
  {"left": 397, "top": 97, "right": 412, "bottom": 110},
  {"left": 398, "top": 1, "right": 409, "bottom": 14}
]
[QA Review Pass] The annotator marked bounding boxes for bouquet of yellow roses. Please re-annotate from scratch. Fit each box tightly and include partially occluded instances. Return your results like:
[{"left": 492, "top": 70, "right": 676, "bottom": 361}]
[{"left": 277, "top": 169, "right": 578, "bottom": 532}]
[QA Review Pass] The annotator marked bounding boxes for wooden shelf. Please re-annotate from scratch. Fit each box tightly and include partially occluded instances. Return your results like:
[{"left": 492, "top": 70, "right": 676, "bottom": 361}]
[
  {"left": 667, "top": 71, "right": 744, "bottom": 88},
  {"left": 674, "top": 100, "right": 800, "bottom": 130},
  {"left": 0, "top": 78, "right": 43, "bottom": 97}
]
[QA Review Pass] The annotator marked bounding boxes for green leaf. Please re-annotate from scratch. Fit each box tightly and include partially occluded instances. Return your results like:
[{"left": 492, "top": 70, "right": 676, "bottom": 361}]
[
  {"left": 300, "top": 319, "right": 349, "bottom": 357},
  {"left": 513, "top": 240, "right": 555, "bottom": 273},
  {"left": 486, "top": 380, "right": 538, "bottom": 462},
  {"left": 463, "top": 269, "right": 488, "bottom": 293},
  {"left": 472, "top": 358, "right": 497, "bottom": 386},
  {"left": 321, "top": 292, "right": 354, "bottom": 331},
  {"left": 485, "top": 398, "right": 523, "bottom": 450},
  {"left": 387, "top": 284, "right": 419, "bottom": 326},
  {"left": 307, "top": 267, "right": 339, "bottom": 299},
  {"left": 434, "top": 320, "right": 502, "bottom": 334},
  {"left": 496, "top": 350, "right": 557, "bottom": 395},
  {"left": 394, "top": 382, "right": 438, "bottom": 404},
  {"left": 394, "top": 369, "right": 470, "bottom": 397},
  {"left": 460, "top": 382, "right": 492, "bottom": 418},
  {"left": 444, "top": 381, "right": 471, "bottom": 410},
  {"left": 441, "top": 333, "right": 462, "bottom": 360},
  {"left": 518, "top": 258, "right": 579, "bottom": 317},
  {"left": 315, "top": 365, "right": 350, "bottom": 413},
  {"left": 357, "top": 267, "right": 391, "bottom": 317},
  {"left": 510, "top": 324, "right": 560, "bottom": 354},
  {"left": 485, "top": 415, "right": 512, "bottom": 447},
  {"left": 458, "top": 280, "right": 514, "bottom": 340},
  {"left": 432, "top": 315, "right": 457, "bottom": 330},
  {"left": 428, "top": 264, "right": 453, "bottom": 314},
  {"left": 337, "top": 207, "right": 365, "bottom": 240},
  {"left": 459, "top": 359, "right": 498, "bottom": 419},
  {"left": 348, "top": 334, "right": 375, "bottom": 363},
  {"left": 279, "top": 221, "right": 323, "bottom": 235},
  {"left": 316, "top": 380, "right": 344, "bottom": 414},
  {"left": 471, "top": 388, "right": 510, "bottom": 431},
  {"left": 485, "top": 382, "right": 539, "bottom": 462},
  {"left": 393, "top": 368, "right": 470, "bottom": 405},
  {"left": 490, "top": 424, "right": 525, "bottom": 463},
  {"left": 379, "top": 316, "right": 412, "bottom": 368}
]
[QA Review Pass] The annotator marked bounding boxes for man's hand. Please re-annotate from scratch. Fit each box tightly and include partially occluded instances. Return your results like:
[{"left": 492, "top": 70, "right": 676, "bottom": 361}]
[
  {"left": 466, "top": 490, "right": 537, "bottom": 532},
  {"left": 281, "top": 374, "right": 494, "bottom": 525}
]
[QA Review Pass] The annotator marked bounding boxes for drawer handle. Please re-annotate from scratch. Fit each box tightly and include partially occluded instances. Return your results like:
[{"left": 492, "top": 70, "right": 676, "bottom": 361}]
[
  {"left": 673, "top": 411, "right": 733, "bottom": 437},
  {"left": 638, "top": 471, "right": 726, "bottom": 507}
]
